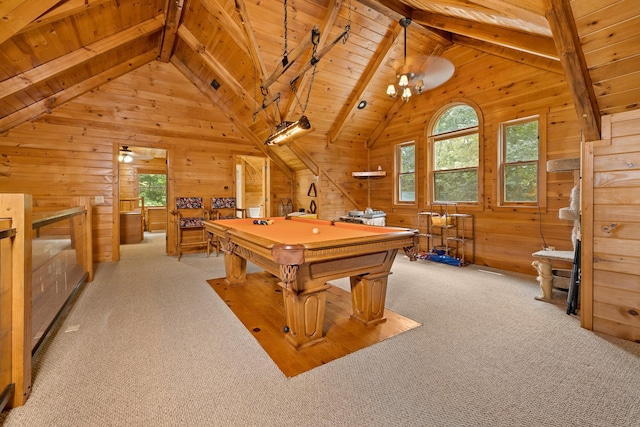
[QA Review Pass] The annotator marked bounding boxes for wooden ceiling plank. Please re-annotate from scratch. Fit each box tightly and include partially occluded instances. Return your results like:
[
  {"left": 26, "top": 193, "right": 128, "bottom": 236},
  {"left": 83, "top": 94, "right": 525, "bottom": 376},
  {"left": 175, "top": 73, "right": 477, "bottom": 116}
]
[
  {"left": 0, "top": 0, "right": 62, "bottom": 45},
  {"left": 328, "top": 21, "right": 403, "bottom": 144},
  {"left": 0, "top": 49, "right": 158, "bottom": 134},
  {"left": 452, "top": 34, "right": 564, "bottom": 74},
  {"left": 467, "top": 0, "right": 548, "bottom": 24},
  {"left": 170, "top": 56, "right": 294, "bottom": 180},
  {"left": 261, "top": 25, "right": 319, "bottom": 90},
  {"left": 159, "top": 0, "right": 185, "bottom": 62},
  {"left": 18, "top": 0, "right": 112, "bottom": 32},
  {"left": 235, "top": 0, "right": 278, "bottom": 123},
  {"left": 200, "top": 0, "right": 249, "bottom": 57},
  {"left": 286, "top": 143, "right": 319, "bottom": 175},
  {"left": 176, "top": 24, "right": 275, "bottom": 126},
  {"left": 360, "top": 0, "right": 453, "bottom": 46},
  {"left": 234, "top": 0, "right": 268, "bottom": 80},
  {"left": 412, "top": 10, "right": 559, "bottom": 60},
  {"left": 545, "top": 0, "right": 601, "bottom": 142},
  {"left": 365, "top": 96, "right": 406, "bottom": 149},
  {"left": 0, "top": 15, "right": 164, "bottom": 100},
  {"left": 282, "top": 0, "right": 344, "bottom": 121}
]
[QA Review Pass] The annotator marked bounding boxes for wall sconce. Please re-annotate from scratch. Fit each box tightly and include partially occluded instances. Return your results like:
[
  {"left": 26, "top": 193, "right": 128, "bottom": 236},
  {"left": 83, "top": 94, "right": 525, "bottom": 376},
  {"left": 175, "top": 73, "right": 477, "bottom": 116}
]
[{"left": 264, "top": 116, "right": 312, "bottom": 146}]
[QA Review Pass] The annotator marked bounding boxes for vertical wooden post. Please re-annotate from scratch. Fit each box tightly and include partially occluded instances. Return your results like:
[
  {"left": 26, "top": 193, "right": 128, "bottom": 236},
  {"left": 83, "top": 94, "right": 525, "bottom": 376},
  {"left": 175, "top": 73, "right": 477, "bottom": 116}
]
[{"left": 0, "top": 194, "right": 32, "bottom": 407}]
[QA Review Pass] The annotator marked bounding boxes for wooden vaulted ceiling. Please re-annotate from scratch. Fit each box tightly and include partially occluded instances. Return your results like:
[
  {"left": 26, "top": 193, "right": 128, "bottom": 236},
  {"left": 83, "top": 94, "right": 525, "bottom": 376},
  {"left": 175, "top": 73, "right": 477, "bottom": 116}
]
[{"left": 1, "top": 0, "right": 639, "bottom": 173}]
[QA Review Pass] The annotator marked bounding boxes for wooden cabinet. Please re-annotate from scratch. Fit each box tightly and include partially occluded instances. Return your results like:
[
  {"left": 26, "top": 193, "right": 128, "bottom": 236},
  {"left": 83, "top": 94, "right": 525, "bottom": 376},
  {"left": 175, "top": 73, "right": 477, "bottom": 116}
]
[{"left": 120, "top": 211, "right": 143, "bottom": 244}]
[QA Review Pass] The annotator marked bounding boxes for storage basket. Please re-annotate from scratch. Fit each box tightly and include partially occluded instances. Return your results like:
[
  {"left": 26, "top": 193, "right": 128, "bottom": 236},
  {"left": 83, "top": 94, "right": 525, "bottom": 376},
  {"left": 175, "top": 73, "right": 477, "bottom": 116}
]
[{"left": 431, "top": 215, "right": 454, "bottom": 227}]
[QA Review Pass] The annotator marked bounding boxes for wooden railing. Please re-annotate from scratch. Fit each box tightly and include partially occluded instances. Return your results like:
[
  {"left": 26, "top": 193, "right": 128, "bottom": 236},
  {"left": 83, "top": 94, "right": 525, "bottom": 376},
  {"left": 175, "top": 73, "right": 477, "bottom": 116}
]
[{"left": 0, "top": 194, "right": 93, "bottom": 409}]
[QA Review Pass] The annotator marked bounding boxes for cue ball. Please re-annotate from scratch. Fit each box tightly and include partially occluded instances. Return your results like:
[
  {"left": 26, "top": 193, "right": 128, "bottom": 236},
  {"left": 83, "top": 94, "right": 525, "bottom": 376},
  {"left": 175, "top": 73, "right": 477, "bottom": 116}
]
[{"left": 312, "top": 227, "right": 319, "bottom": 234}]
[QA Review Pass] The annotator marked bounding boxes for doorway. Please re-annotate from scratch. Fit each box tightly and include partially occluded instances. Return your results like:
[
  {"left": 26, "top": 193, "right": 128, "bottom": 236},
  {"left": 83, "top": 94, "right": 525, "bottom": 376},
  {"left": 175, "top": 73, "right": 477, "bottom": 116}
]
[
  {"left": 117, "top": 145, "right": 168, "bottom": 256},
  {"left": 236, "top": 156, "right": 269, "bottom": 217}
]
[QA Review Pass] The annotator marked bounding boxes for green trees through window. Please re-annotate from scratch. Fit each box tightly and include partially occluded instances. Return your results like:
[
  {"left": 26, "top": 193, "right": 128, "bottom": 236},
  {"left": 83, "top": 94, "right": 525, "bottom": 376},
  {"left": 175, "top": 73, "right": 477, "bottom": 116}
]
[
  {"left": 138, "top": 174, "right": 166, "bottom": 206},
  {"left": 431, "top": 104, "right": 479, "bottom": 203},
  {"left": 397, "top": 142, "right": 415, "bottom": 202},
  {"left": 501, "top": 118, "right": 539, "bottom": 203}
]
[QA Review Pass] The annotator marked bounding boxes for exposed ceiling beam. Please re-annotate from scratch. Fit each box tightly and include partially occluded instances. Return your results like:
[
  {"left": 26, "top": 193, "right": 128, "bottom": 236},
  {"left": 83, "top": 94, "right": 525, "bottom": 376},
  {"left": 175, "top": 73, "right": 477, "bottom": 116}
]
[
  {"left": 261, "top": 26, "right": 319, "bottom": 90},
  {"left": 472, "top": 0, "right": 547, "bottom": 17},
  {"left": 234, "top": 0, "right": 269, "bottom": 80},
  {"left": 0, "top": 0, "right": 64, "bottom": 45},
  {"left": 360, "top": 0, "right": 453, "bottom": 46},
  {"left": 451, "top": 34, "right": 564, "bottom": 74},
  {"left": 176, "top": 25, "right": 276, "bottom": 127},
  {"left": 365, "top": 96, "right": 406, "bottom": 149},
  {"left": 412, "top": 10, "right": 559, "bottom": 60},
  {"left": 234, "top": 0, "right": 279, "bottom": 123},
  {"left": 466, "top": 0, "right": 548, "bottom": 25},
  {"left": 171, "top": 56, "right": 294, "bottom": 180},
  {"left": 199, "top": 0, "right": 249, "bottom": 57},
  {"left": 0, "top": 15, "right": 164, "bottom": 100},
  {"left": 0, "top": 50, "right": 158, "bottom": 134},
  {"left": 328, "top": 21, "right": 404, "bottom": 144},
  {"left": 545, "top": 0, "right": 600, "bottom": 141},
  {"left": 159, "top": 0, "right": 184, "bottom": 62}
]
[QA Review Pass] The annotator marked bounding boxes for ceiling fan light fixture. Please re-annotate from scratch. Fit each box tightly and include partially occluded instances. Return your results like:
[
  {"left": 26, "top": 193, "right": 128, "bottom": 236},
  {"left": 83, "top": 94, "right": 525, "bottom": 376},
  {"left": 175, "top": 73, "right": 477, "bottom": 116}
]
[
  {"left": 265, "top": 116, "right": 312, "bottom": 146},
  {"left": 398, "top": 74, "right": 410, "bottom": 88},
  {"left": 119, "top": 146, "right": 133, "bottom": 163},
  {"left": 402, "top": 87, "right": 412, "bottom": 102},
  {"left": 386, "top": 84, "right": 397, "bottom": 98}
]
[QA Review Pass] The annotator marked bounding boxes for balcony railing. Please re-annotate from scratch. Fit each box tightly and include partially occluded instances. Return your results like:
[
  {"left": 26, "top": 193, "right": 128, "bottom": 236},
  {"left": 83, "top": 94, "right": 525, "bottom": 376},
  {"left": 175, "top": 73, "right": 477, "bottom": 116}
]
[{"left": 0, "top": 194, "right": 93, "bottom": 409}]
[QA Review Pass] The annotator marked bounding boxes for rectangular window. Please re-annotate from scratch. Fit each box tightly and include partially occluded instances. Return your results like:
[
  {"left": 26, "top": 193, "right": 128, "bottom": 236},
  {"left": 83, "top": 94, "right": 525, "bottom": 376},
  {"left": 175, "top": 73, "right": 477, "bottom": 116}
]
[
  {"left": 396, "top": 142, "right": 415, "bottom": 203},
  {"left": 433, "top": 133, "right": 479, "bottom": 202},
  {"left": 500, "top": 118, "right": 539, "bottom": 204}
]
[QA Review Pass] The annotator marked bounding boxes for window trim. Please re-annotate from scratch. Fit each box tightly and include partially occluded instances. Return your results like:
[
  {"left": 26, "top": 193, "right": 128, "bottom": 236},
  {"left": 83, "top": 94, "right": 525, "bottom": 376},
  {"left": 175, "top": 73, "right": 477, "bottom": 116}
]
[
  {"left": 426, "top": 100, "right": 484, "bottom": 210},
  {"left": 394, "top": 140, "right": 416, "bottom": 205},
  {"left": 497, "top": 114, "right": 547, "bottom": 211}
]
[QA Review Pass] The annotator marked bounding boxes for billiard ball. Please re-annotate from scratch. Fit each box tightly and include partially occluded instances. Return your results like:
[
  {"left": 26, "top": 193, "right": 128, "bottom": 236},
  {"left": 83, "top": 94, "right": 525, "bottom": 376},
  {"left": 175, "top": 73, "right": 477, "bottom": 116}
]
[{"left": 312, "top": 227, "right": 319, "bottom": 234}]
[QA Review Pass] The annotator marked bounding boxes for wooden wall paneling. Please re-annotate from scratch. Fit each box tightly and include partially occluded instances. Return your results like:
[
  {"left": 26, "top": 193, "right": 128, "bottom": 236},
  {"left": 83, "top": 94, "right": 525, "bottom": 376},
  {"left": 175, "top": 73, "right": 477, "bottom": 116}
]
[
  {"left": 368, "top": 49, "right": 579, "bottom": 274},
  {"left": 583, "top": 109, "right": 640, "bottom": 342},
  {"left": 294, "top": 170, "right": 318, "bottom": 215}
]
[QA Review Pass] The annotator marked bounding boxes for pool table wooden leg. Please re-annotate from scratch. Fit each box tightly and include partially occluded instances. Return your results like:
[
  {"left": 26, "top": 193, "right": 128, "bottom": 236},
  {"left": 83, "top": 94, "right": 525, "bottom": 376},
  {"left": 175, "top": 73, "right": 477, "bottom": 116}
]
[
  {"left": 350, "top": 272, "right": 391, "bottom": 325},
  {"left": 223, "top": 251, "right": 247, "bottom": 286},
  {"left": 282, "top": 284, "right": 331, "bottom": 350}
]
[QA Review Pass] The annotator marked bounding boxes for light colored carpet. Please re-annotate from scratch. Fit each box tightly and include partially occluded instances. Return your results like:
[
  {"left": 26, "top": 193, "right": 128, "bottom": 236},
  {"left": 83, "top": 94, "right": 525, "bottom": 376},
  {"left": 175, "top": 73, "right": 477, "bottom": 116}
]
[{"left": 1, "top": 232, "right": 639, "bottom": 426}]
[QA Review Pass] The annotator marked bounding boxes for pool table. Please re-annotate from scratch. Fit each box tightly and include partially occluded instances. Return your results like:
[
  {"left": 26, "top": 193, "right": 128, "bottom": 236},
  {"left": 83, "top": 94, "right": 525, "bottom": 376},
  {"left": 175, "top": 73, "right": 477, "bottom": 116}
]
[{"left": 204, "top": 217, "right": 419, "bottom": 349}]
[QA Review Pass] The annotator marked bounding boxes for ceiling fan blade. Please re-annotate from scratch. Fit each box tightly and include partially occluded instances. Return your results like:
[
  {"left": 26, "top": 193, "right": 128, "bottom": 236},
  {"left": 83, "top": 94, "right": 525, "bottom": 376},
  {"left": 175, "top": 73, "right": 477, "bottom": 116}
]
[{"left": 419, "top": 56, "right": 455, "bottom": 91}]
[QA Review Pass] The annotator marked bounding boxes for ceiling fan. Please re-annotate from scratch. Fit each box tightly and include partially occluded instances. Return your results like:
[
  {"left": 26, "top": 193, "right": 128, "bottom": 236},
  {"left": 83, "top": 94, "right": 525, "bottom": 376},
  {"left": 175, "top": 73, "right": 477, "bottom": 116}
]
[
  {"left": 118, "top": 146, "right": 153, "bottom": 163},
  {"left": 386, "top": 18, "right": 455, "bottom": 102}
]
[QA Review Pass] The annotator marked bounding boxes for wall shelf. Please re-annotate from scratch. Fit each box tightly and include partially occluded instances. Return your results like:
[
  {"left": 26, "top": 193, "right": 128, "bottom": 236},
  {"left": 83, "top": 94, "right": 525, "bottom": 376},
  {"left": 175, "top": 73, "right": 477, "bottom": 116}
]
[{"left": 351, "top": 171, "right": 386, "bottom": 178}]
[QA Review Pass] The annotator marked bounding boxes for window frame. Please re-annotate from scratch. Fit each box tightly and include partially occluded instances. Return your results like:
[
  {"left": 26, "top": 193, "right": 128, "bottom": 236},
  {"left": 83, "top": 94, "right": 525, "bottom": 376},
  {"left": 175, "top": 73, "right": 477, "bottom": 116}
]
[
  {"left": 394, "top": 140, "right": 416, "bottom": 205},
  {"left": 427, "top": 101, "right": 483, "bottom": 209},
  {"left": 497, "top": 114, "right": 547, "bottom": 210}
]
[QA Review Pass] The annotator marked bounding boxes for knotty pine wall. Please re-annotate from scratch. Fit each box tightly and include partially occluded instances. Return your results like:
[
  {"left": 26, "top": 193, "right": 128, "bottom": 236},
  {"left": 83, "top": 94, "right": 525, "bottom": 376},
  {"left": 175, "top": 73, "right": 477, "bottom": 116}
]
[
  {"left": 0, "top": 61, "right": 293, "bottom": 262},
  {"left": 368, "top": 46, "right": 580, "bottom": 274},
  {"left": 582, "top": 109, "right": 640, "bottom": 342}
]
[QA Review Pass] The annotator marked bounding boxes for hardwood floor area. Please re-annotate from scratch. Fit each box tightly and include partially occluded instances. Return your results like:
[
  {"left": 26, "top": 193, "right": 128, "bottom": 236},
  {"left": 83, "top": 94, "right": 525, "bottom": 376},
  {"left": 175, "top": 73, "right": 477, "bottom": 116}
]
[{"left": 208, "top": 271, "right": 420, "bottom": 377}]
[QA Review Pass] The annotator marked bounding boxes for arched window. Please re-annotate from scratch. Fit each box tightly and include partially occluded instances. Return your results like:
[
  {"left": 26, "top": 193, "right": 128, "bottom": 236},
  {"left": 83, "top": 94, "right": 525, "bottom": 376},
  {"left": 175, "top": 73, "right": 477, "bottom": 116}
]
[{"left": 429, "top": 103, "right": 480, "bottom": 203}]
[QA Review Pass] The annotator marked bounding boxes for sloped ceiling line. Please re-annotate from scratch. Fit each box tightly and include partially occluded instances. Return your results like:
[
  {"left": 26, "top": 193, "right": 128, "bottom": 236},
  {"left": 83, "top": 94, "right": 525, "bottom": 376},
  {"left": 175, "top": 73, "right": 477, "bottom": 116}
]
[
  {"left": 282, "top": 0, "right": 344, "bottom": 122},
  {"left": 328, "top": 21, "right": 404, "bottom": 144},
  {"left": 1, "top": 49, "right": 159, "bottom": 133},
  {"left": 411, "top": 10, "right": 559, "bottom": 60},
  {"left": 0, "top": 15, "right": 164, "bottom": 100},
  {"left": 545, "top": 0, "right": 600, "bottom": 142},
  {"left": 176, "top": 25, "right": 277, "bottom": 128},
  {"left": 170, "top": 56, "right": 295, "bottom": 180},
  {"left": 0, "top": 0, "right": 62, "bottom": 45}
]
